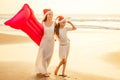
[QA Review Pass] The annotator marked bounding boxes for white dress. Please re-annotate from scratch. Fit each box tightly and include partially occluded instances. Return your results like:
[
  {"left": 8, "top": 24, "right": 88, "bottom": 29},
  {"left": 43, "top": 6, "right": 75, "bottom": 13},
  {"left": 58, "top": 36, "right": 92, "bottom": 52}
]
[
  {"left": 58, "top": 27, "right": 72, "bottom": 60},
  {"left": 35, "top": 22, "right": 55, "bottom": 74}
]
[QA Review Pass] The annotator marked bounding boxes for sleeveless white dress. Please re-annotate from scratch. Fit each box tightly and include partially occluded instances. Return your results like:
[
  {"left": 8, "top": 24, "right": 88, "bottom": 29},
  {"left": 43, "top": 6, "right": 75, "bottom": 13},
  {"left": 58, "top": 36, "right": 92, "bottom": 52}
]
[
  {"left": 58, "top": 27, "right": 72, "bottom": 60},
  {"left": 35, "top": 22, "right": 55, "bottom": 74}
]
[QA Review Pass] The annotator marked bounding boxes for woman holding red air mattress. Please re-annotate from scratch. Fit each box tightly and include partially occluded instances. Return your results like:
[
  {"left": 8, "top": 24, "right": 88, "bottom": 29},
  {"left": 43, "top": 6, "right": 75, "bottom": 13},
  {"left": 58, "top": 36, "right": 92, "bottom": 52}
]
[
  {"left": 35, "top": 9, "right": 55, "bottom": 77},
  {"left": 4, "top": 4, "right": 55, "bottom": 77}
]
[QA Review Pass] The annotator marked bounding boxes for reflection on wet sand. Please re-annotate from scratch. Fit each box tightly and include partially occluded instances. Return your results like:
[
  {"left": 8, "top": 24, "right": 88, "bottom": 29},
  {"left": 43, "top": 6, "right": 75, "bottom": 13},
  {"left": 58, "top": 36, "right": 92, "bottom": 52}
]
[{"left": 0, "top": 61, "right": 115, "bottom": 80}]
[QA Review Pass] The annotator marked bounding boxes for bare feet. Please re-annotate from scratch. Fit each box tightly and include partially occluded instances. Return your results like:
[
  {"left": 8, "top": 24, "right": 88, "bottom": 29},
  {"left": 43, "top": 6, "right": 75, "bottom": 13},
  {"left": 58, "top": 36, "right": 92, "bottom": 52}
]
[
  {"left": 59, "top": 74, "right": 67, "bottom": 77},
  {"left": 36, "top": 73, "right": 43, "bottom": 77},
  {"left": 36, "top": 73, "right": 50, "bottom": 77},
  {"left": 43, "top": 73, "right": 50, "bottom": 77}
]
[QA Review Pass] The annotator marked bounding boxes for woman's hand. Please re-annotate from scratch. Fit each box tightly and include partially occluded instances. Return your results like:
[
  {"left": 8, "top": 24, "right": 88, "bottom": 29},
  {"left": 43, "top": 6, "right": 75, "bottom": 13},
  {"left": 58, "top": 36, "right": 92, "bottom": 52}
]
[
  {"left": 67, "top": 21, "right": 72, "bottom": 24},
  {"left": 67, "top": 21, "right": 77, "bottom": 30}
]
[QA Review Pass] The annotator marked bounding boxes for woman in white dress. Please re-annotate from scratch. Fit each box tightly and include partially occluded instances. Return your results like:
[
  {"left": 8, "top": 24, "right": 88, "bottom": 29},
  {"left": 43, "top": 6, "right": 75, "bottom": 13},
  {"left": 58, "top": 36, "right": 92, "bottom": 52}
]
[
  {"left": 35, "top": 9, "right": 55, "bottom": 77},
  {"left": 54, "top": 16, "right": 77, "bottom": 77}
]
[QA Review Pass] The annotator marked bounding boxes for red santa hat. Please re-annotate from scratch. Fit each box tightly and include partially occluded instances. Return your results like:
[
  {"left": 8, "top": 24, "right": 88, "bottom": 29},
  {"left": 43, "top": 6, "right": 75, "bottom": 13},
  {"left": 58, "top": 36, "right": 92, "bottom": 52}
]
[
  {"left": 56, "top": 16, "right": 69, "bottom": 23},
  {"left": 43, "top": 9, "right": 52, "bottom": 15},
  {"left": 43, "top": 9, "right": 52, "bottom": 19}
]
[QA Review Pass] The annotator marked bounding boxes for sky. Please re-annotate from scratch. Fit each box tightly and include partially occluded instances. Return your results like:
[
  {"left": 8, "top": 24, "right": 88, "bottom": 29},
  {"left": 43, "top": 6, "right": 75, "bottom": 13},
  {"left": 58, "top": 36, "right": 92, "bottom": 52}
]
[{"left": 0, "top": 0, "right": 120, "bottom": 14}]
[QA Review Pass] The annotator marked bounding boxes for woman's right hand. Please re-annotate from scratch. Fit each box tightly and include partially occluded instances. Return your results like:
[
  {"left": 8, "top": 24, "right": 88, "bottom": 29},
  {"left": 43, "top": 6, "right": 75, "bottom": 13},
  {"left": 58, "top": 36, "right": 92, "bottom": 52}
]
[{"left": 67, "top": 21, "right": 72, "bottom": 24}]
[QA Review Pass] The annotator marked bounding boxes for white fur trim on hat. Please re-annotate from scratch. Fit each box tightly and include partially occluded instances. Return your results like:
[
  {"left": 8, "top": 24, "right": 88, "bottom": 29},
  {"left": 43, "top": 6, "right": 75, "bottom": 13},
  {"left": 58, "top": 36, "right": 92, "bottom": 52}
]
[
  {"left": 58, "top": 17, "right": 70, "bottom": 23},
  {"left": 44, "top": 11, "right": 53, "bottom": 16},
  {"left": 43, "top": 11, "right": 53, "bottom": 20}
]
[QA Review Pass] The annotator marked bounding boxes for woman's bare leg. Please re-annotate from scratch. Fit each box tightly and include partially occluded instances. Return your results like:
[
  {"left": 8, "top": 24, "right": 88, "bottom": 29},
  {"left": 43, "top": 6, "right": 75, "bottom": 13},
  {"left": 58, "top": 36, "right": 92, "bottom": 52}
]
[
  {"left": 54, "top": 59, "right": 64, "bottom": 75},
  {"left": 62, "top": 59, "right": 67, "bottom": 77}
]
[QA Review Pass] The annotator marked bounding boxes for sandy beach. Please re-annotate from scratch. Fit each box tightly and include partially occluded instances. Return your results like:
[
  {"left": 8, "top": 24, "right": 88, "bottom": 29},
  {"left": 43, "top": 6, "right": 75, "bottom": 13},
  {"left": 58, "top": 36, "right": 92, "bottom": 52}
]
[
  {"left": 1, "top": 0, "right": 120, "bottom": 79},
  {"left": 0, "top": 29, "right": 120, "bottom": 80},
  {"left": 0, "top": 61, "right": 115, "bottom": 80}
]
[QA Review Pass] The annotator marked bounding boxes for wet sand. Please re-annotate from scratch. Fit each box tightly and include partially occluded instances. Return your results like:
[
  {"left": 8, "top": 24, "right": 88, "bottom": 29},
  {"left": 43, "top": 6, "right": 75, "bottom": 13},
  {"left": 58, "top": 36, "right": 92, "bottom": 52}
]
[
  {"left": 0, "top": 61, "right": 115, "bottom": 80},
  {"left": 0, "top": 29, "right": 120, "bottom": 80},
  {"left": 0, "top": 33, "right": 32, "bottom": 45}
]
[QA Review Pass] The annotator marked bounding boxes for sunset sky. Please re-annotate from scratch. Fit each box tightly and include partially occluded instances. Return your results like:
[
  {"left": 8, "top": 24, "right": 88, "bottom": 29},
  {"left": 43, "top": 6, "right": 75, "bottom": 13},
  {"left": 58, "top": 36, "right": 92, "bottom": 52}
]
[{"left": 0, "top": 0, "right": 120, "bottom": 14}]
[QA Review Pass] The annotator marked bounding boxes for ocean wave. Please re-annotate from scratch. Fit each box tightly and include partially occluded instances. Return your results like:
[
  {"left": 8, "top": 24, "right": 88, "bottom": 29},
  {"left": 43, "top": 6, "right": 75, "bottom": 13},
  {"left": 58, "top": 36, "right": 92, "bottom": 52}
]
[
  {"left": 72, "top": 18, "right": 120, "bottom": 22},
  {"left": 1, "top": 14, "right": 120, "bottom": 31},
  {"left": 77, "top": 25, "right": 120, "bottom": 30}
]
